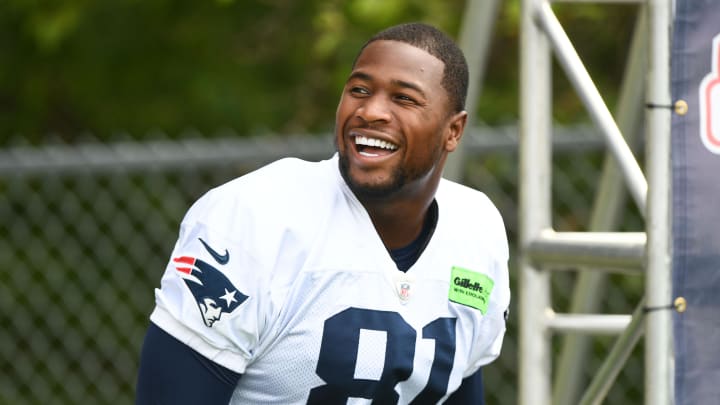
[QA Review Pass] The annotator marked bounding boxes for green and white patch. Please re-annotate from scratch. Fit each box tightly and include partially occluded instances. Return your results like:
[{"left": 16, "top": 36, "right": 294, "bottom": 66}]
[{"left": 448, "top": 266, "right": 494, "bottom": 314}]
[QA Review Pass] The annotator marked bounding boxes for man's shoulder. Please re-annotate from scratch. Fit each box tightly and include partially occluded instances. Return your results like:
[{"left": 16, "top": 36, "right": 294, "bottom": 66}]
[
  {"left": 226, "top": 156, "right": 335, "bottom": 193},
  {"left": 436, "top": 179, "right": 507, "bottom": 241},
  {"left": 207, "top": 156, "right": 336, "bottom": 203},
  {"left": 437, "top": 178, "right": 498, "bottom": 213},
  {"left": 183, "top": 155, "right": 340, "bottom": 232}
]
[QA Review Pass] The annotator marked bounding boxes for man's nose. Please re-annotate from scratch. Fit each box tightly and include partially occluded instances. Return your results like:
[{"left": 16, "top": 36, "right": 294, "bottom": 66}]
[{"left": 356, "top": 95, "right": 392, "bottom": 123}]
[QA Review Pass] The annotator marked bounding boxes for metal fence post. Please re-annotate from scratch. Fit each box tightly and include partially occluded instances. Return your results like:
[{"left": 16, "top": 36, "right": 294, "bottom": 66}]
[
  {"left": 519, "top": 0, "right": 553, "bottom": 403},
  {"left": 644, "top": 0, "right": 673, "bottom": 404}
]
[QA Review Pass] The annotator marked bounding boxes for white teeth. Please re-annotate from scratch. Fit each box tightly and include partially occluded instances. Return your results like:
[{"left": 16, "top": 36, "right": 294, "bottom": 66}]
[{"left": 354, "top": 136, "right": 398, "bottom": 151}]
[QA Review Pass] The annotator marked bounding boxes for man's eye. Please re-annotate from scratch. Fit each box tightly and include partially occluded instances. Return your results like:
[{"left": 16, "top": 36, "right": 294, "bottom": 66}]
[
  {"left": 350, "top": 87, "right": 369, "bottom": 95},
  {"left": 396, "top": 94, "right": 416, "bottom": 104}
]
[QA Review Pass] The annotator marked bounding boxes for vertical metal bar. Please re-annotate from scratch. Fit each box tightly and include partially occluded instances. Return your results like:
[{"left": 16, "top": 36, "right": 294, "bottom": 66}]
[
  {"left": 445, "top": 0, "right": 502, "bottom": 182},
  {"left": 520, "top": 0, "right": 553, "bottom": 403},
  {"left": 553, "top": 9, "right": 648, "bottom": 405},
  {"left": 536, "top": 2, "right": 648, "bottom": 213},
  {"left": 644, "top": 0, "right": 673, "bottom": 404}
]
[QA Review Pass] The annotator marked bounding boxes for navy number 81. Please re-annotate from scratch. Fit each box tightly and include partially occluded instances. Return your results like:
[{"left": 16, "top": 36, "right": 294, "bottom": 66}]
[{"left": 308, "top": 307, "right": 457, "bottom": 404}]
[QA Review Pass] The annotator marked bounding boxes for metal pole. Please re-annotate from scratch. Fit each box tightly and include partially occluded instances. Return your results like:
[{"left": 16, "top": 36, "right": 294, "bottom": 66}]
[
  {"left": 445, "top": 0, "right": 502, "bottom": 182},
  {"left": 535, "top": 2, "right": 648, "bottom": 213},
  {"left": 553, "top": 9, "right": 649, "bottom": 404},
  {"left": 546, "top": 312, "right": 632, "bottom": 334},
  {"left": 644, "top": 0, "right": 673, "bottom": 404},
  {"left": 520, "top": 0, "right": 553, "bottom": 403},
  {"left": 527, "top": 231, "right": 646, "bottom": 272},
  {"left": 578, "top": 301, "right": 646, "bottom": 405}
]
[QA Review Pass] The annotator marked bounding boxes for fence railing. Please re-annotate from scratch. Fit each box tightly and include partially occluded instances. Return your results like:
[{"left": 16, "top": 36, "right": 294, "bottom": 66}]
[{"left": 0, "top": 125, "right": 645, "bottom": 404}]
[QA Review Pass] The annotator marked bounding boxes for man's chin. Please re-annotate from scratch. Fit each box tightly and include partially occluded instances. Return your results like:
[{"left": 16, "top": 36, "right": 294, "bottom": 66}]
[
  {"left": 350, "top": 182, "right": 399, "bottom": 200},
  {"left": 338, "top": 153, "right": 405, "bottom": 199},
  {"left": 344, "top": 172, "right": 404, "bottom": 201}
]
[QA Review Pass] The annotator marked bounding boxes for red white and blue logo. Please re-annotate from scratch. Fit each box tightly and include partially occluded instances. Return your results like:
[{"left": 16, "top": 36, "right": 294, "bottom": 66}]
[
  {"left": 173, "top": 238, "right": 248, "bottom": 327},
  {"left": 699, "top": 33, "right": 720, "bottom": 155}
]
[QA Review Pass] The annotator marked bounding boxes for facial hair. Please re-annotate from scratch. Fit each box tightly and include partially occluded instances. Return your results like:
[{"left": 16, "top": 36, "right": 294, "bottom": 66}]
[{"left": 337, "top": 150, "right": 409, "bottom": 201}]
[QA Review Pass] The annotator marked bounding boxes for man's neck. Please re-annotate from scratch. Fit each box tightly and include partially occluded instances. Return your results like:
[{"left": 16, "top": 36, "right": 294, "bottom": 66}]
[
  {"left": 388, "top": 200, "right": 439, "bottom": 272},
  {"left": 363, "top": 196, "right": 435, "bottom": 250}
]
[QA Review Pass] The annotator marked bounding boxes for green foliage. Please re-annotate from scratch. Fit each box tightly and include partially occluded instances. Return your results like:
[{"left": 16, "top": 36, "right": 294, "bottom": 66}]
[
  {"left": 476, "top": 0, "right": 638, "bottom": 125},
  {"left": 0, "top": 0, "right": 637, "bottom": 144}
]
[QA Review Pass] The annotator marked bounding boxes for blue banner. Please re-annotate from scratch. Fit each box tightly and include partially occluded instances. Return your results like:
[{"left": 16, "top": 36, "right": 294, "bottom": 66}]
[{"left": 671, "top": 1, "right": 720, "bottom": 403}]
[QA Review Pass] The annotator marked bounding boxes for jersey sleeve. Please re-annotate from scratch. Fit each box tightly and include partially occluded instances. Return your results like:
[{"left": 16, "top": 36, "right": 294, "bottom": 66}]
[
  {"left": 150, "top": 191, "right": 272, "bottom": 374},
  {"left": 465, "top": 193, "right": 512, "bottom": 373},
  {"left": 445, "top": 368, "right": 485, "bottom": 405},
  {"left": 468, "top": 253, "right": 510, "bottom": 371},
  {"left": 136, "top": 322, "right": 242, "bottom": 404}
]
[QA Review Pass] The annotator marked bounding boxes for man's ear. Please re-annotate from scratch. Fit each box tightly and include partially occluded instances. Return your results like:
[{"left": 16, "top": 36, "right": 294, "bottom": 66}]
[{"left": 444, "top": 110, "right": 468, "bottom": 152}]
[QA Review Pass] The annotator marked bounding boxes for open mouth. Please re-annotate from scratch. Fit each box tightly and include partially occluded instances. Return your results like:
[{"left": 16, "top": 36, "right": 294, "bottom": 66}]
[{"left": 354, "top": 135, "right": 399, "bottom": 157}]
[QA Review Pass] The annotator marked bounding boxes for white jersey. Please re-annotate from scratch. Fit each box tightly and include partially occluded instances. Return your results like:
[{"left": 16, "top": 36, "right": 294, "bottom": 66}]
[{"left": 150, "top": 154, "right": 510, "bottom": 404}]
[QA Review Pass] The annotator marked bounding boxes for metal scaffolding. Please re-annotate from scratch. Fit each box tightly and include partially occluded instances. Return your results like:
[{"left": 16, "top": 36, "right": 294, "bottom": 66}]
[{"left": 519, "top": 1, "right": 673, "bottom": 405}]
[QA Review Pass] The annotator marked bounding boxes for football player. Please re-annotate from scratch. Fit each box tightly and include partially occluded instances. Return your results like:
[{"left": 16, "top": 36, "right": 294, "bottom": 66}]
[{"left": 136, "top": 22, "right": 510, "bottom": 404}]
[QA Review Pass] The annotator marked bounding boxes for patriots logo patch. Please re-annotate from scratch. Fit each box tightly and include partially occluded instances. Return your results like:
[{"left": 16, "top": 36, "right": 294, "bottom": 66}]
[{"left": 173, "top": 255, "right": 248, "bottom": 327}]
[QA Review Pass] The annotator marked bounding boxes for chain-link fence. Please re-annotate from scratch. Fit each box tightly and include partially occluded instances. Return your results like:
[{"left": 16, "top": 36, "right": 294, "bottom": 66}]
[{"left": 0, "top": 126, "right": 644, "bottom": 404}]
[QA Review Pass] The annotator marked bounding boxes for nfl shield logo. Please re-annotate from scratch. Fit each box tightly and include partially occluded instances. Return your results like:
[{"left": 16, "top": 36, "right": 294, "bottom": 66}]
[{"left": 399, "top": 282, "right": 411, "bottom": 301}]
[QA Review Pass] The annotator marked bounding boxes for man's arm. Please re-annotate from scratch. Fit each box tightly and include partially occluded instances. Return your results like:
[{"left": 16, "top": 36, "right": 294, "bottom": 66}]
[
  {"left": 444, "top": 368, "right": 485, "bottom": 405},
  {"left": 136, "top": 322, "right": 242, "bottom": 405}
]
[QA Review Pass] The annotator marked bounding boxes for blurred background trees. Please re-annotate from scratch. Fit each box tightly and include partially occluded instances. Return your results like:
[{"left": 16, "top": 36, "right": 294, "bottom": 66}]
[
  {"left": 0, "top": 2, "right": 645, "bottom": 403},
  {"left": 0, "top": 0, "right": 636, "bottom": 145}
]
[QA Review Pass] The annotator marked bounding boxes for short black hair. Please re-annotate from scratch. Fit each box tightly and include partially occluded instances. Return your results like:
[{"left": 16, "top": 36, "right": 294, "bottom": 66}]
[{"left": 355, "top": 22, "right": 469, "bottom": 113}]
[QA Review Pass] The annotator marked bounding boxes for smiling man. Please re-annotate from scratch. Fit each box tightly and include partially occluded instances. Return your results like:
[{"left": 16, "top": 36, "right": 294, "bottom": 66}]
[{"left": 136, "top": 22, "right": 510, "bottom": 404}]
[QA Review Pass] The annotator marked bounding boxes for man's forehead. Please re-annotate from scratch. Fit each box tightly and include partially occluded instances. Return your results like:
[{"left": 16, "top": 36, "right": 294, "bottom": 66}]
[
  {"left": 357, "top": 40, "right": 443, "bottom": 65},
  {"left": 353, "top": 40, "right": 445, "bottom": 79}
]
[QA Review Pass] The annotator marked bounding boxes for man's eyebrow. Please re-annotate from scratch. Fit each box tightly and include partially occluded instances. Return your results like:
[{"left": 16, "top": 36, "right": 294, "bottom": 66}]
[
  {"left": 347, "top": 71, "right": 372, "bottom": 82},
  {"left": 347, "top": 71, "right": 427, "bottom": 98},
  {"left": 391, "top": 79, "right": 426, "bottom": 97}
]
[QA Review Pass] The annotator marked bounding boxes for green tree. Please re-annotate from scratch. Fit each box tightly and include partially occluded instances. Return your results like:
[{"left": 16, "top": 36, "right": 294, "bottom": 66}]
[{"left": 0, "top": 0, "right": 636, "bottom": 145}]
